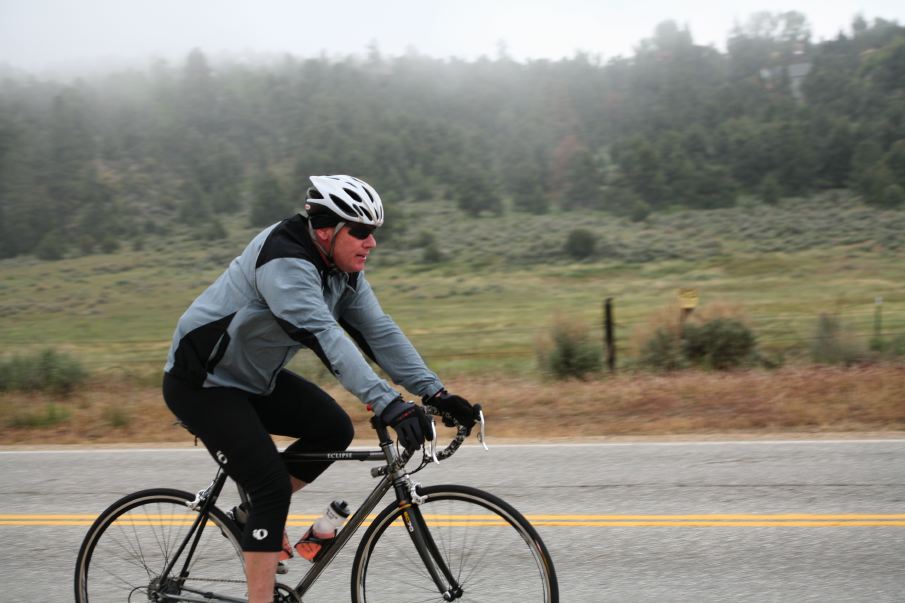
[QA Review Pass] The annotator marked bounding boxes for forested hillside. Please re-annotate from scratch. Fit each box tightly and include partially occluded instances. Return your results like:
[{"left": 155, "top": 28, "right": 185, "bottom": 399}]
[{"left": 1, "top": 12, "right": 903, "bottom": 260}]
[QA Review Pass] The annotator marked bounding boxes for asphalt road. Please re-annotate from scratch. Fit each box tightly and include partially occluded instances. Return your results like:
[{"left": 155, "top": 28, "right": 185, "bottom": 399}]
[{"left": 1, "top": 438, "right": 904, "bottom": 602}]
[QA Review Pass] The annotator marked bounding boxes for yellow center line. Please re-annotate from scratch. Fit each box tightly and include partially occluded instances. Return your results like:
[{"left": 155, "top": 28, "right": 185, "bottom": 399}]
[
  {"left": 531, "top": 521, "right": 905, "bottom": 527},
  {"left": 524, "top": 514, "right": 905, "bottom": 520},
  {"left": 528, "top": 514, "right": 905, "bottom": 527},
  {"left": 2, "top": 513, "right": 904, "bottom": 527}
]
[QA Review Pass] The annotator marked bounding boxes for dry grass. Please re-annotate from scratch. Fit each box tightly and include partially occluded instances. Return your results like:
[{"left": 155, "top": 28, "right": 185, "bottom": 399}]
[
  {"left": 1, "top": 365, "right": 904, "bottom": 446},
  {"left": 458, "top": 365, "right": 905, "bottom": 438}
]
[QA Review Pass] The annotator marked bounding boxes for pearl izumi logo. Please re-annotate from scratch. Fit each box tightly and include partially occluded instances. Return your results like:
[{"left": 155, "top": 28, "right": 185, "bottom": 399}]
[
  {"left": 216, "top": 450, "right": 228, "bottom": 464},
  {"left": 252, "top": 529, "right": 268, "bottom": 541}
]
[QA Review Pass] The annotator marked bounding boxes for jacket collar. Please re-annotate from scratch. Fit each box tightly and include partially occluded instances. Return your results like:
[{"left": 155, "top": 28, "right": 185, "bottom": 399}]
[{"left": 292, "top": 215, "right": 360, "bottom": 290}]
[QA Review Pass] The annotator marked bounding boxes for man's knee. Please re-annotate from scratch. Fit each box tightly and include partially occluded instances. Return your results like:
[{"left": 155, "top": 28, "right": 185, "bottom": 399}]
[
  {"left": 249, "top": 465, "right": 292, "bottom": 512},
  {"left": 241, "top": 467, "right": 292, "bottom": 552}
]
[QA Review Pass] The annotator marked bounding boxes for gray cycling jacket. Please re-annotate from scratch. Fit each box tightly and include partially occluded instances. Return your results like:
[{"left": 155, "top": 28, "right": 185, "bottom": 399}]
[{"left": 164, "top": 215, "right": 442, "bottom": 416}]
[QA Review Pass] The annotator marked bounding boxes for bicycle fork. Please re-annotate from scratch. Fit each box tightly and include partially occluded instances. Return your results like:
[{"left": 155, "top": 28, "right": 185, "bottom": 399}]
[
  {"left": 376, "top": 419, "right": 464, "bottom": 601},
  {"left": 389, "top": 470, "right": 463, "bottom": 601},
  {"left": 401, "top": 502, "right": 463, "bottom": 601}
]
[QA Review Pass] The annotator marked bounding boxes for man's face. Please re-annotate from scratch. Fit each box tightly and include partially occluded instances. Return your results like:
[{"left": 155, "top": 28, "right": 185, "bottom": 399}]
[{"left": 319, "top": 225, "right": 377, "bottom": 272}]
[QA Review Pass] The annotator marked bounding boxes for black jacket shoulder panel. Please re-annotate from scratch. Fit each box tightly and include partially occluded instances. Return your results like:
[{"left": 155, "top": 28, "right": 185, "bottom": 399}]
[{"left": 255, "top": 215, "right": 325, "bottom": 271}]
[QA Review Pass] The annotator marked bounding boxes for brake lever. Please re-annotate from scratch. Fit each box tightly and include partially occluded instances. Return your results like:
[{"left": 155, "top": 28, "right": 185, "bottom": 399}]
[
  {"left": 477, "top": 409, "right": 488, "bottom": 450},
  {"left": 428, "top": 418, "right": 440, "bottom": 463}
]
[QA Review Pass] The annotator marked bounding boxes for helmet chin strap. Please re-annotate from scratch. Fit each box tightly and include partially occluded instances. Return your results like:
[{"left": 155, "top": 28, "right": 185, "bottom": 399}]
[{"left": 308, "top": 220, "right": 346, "bottom": 266}]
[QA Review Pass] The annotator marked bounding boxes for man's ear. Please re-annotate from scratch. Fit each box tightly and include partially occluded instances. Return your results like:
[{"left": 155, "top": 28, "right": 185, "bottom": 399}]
[{"left": 314, "top": 227, "right": 333, "bottom": 244}]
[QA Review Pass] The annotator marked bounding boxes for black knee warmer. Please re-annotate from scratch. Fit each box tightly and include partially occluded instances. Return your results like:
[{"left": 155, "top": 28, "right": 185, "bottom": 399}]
[{"left": 240, "top": 464, "right": 292, "bottom": 552}]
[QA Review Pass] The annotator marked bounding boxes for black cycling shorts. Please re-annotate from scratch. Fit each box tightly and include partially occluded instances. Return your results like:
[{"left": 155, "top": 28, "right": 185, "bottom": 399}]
[{"left": 162, "top": 370, "right": 354, "bottom": 552}]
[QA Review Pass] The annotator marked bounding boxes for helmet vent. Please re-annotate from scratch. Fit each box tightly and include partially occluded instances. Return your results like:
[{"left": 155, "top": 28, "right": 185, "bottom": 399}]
[
  {"left": 344, "top": 188, "right": 363, "bottom": 203},
  {"left": 329, "top": 194, "right": 355, "bottom": 216}
]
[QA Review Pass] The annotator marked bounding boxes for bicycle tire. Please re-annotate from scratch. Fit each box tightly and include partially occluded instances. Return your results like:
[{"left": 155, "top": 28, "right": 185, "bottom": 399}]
[
  {"left": 74, "top": 488, "right": 246, "bottom": 603},
  {"left": 351, "top": 484, "right": 558, "bottom": 602}
]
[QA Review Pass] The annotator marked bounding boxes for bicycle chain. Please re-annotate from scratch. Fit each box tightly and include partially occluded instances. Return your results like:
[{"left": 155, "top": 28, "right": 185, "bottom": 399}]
[
  {"left": 160, "top": 577, "right": 301, "bottom": 602},
  {"left": 172, "top": 576, "right": 246, "bottom": 584}
]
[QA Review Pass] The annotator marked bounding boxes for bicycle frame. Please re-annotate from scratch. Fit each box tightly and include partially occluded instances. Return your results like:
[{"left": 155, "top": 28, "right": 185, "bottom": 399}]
[
  {"left": 166, "top": 417, "right": 463, "bottom": 602},
  {"left": 286, "top": 422, "right": 403, "bottom": 598}
]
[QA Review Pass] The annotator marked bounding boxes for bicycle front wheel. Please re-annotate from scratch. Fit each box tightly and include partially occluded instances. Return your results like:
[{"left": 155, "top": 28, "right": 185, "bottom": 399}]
[
  {"left": 74, "top": 488, "right": 246, "bottom": 603},
  {"left": 352, "top": 484, "right": 558, "bottom": 602}
]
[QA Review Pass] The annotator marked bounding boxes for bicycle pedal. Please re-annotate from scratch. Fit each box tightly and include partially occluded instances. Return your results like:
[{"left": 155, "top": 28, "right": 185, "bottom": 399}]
[{"left": 274, "top": 582, "right": 301, "bottom": 602}]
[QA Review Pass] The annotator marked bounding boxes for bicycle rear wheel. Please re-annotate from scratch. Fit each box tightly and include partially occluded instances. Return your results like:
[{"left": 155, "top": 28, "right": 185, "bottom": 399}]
[
  {"left": 352, "top": 484, "right": 558, "bottom": 602},
  {"left": 74, "top": 488, "right": 246, "bottom": 603}
]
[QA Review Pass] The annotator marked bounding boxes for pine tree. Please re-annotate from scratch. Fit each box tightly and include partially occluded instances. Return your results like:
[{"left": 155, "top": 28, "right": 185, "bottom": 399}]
[{"left": 249, "top": 171, "right": 293, "bottom": 227}]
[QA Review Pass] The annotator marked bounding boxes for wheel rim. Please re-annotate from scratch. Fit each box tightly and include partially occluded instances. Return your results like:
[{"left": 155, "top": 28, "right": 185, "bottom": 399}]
[
  {"left": 77, "top": 494, "right": 246, "bottom": 602},
  {"left": 356, "top": 491, "right": 554, "bottom": 602}
]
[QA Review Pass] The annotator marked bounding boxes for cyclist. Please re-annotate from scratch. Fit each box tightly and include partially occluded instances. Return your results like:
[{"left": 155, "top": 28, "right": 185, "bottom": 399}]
[{"left": 162, "top": 174, "right": 477, "bottom": 603}]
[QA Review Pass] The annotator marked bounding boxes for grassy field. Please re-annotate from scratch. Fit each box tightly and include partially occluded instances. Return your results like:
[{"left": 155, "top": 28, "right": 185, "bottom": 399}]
[{"left": 1, "top": 194, "right": 904, "bottom": 443}]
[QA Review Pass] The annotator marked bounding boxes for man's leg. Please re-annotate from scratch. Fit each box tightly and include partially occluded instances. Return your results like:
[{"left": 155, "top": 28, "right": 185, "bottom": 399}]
[
  {"left": 244, "top": 481, "right": 307, "bottom": 602},
  {"left": 244, "top": 552, "right": 280, "bottom": 603},
  {"left": 163, "top": 374, "right": 293, "bottom": 603},
  {"left": 253, "top": 370, "right": 355, "bottom": 484}
]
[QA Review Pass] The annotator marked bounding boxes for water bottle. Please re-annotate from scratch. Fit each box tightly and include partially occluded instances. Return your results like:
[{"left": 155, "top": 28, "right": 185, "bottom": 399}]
[
  {"left": 295, "top": 499, "right": 350, "bottom": 561},
  {"left": 314, "top": 499, "right": 350, "bottom": 534}
]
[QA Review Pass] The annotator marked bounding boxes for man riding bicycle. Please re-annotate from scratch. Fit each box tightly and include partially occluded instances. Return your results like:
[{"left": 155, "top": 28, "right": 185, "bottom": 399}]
[{"left": 162, "top": 175, "right": 476, "bottom": 603}]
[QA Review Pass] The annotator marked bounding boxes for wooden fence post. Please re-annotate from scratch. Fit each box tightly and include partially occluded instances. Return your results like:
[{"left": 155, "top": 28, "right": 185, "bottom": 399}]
[{"left": 604, "top": 297, "right": 615, "bottom": 372}]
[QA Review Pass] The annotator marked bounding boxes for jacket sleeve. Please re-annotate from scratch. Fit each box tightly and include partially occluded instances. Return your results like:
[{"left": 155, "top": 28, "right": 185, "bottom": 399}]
[
  {"left": 337, "top": 274, "right": 444, "bottom": 400},
  {"left": 255, "top": 258, "right": 401, "bottom": 416}
]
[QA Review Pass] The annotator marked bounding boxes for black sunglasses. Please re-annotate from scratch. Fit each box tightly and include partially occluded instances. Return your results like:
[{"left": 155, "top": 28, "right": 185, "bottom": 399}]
[{"left": 346, "top": 224, "right": 377, "bottom": 240}]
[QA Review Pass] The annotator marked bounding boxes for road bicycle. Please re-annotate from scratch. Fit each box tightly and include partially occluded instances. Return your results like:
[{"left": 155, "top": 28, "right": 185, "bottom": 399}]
[{"left": 74, "top": 406, "right": 559, "bottom": 602}]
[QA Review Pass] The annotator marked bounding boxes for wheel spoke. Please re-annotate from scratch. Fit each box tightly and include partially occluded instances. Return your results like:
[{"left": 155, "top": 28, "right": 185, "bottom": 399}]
[
  {"left": 353, "top": 485, "right": 557, "bottom": 602},
  {"left": 75, "top": 490, "right": 247, "bottom": 603}
]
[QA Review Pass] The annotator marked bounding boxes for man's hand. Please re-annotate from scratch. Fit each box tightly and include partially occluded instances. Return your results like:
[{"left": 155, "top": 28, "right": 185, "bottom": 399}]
[
  {"left": 380, "top": 397, "right": 433, "bottom": 451},
  {"left": 425, "top": 390, "right": 478, "bottom": 436}
]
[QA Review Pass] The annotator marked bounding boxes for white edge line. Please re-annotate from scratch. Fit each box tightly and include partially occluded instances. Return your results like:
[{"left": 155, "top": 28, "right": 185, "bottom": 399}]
[{"left": 1, "top": 439, "right": 904, "bottom": 454}]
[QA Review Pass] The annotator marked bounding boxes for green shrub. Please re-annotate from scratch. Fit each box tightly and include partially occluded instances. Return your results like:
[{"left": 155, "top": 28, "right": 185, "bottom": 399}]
[
  {"left": 34, "top": 232, "right": 65, "bottom": 260},
  {"left": 0, "top": 349, "right": 88, "bottom": 395},
  {"left": 682, "top": 318, "right": 757, "bottom": 370},
  {"left": 8, "top": 403, "right": 71, "bottom": 428},
  {"left": 881, "top": 184, "right": 905, "bottom": 208},
  {"left": 886, "top": 334, "right": 905, "bottom": 358},
  {"left": 200, "top": 218, "right": 228, "bottom": 241},
  {"left": 638, "top": 327, "right": 687, "bottom": 371},
  {"left": 869, "top": 333, "right": 905, "bottom": 359},
  {"left": 627, "top": 200, "right": 651, "bottom": 223},
  {"left": 99, "top": 236, "right": 121, "bottom": 253},
  {"left": 564, "top": 229, "right": 596, "bottom": 260},
  {"left": 810, "top": 314, "right": 865, "bottom": 365},
  {"left": 103, "top": 406, "right": 132, "bottom": 428},
  {"left": 413, "top": 232, "right": 436, "bottom": 248},
  {"left": 537, "top": 317, "right": 601, "bottom": 379},
  {"left": 421, "top": 240, "right": 446, "bottom": 263},
  {"left": 637, "top": 317, "right": 756, "bottom": 371}
]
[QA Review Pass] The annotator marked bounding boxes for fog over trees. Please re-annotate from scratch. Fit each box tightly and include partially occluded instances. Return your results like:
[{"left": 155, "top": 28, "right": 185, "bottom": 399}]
[{"left": 1, "top": 12, "right": 903, "bottom": 259}]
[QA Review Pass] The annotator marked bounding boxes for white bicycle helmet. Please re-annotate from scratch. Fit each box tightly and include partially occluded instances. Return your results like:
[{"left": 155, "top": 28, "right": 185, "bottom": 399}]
[{"left": 305, "top": 175, "right": 384, "bottom": 227}]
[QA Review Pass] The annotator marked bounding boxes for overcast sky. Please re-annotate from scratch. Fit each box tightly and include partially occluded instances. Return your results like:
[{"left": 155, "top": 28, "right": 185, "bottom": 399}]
[{"left": 1, "top": 0, "right": 903, "bottom": 75}]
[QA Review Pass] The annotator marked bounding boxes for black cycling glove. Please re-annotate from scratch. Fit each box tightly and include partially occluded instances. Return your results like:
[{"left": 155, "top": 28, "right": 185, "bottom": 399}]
[
  {"left": 380, "top": 397, "right": 433, "bottom": 451},
  {"left": 424, "top": 390, "right": 478, "bottom": 436}
]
